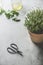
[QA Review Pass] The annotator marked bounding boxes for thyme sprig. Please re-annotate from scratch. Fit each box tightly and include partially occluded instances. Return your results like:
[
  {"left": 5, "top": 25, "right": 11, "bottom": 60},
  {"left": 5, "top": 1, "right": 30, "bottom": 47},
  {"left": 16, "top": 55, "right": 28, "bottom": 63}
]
[{"left": 0, "top": 8, "right": 20, "bottom": 22}]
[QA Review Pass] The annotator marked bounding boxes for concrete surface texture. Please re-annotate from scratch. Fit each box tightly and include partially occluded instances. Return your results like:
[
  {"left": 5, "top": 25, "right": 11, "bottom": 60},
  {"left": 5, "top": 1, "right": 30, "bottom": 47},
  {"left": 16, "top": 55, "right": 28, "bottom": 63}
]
[{"left": 0, "top": 0, "right": 43, "bottom": 65}]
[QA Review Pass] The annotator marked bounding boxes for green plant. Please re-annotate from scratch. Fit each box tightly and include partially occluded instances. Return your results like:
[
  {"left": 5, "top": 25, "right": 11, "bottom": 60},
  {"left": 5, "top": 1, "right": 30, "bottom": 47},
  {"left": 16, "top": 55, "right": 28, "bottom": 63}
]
[
  {"left": 0, "top": 8, "right": 20, "bottom": 22},
  {"left": 0, "top": 8, "right": 5, "bottom": 14},
  {"left": 25, "top": 9, "right": 43, "bottom": 34}
]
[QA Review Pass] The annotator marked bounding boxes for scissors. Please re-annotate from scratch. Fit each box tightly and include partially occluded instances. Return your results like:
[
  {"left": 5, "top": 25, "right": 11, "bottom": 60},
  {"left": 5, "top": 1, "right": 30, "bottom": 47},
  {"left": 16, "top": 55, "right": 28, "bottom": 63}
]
[{"left": 7, "top": 43, "right": 23, "bottom": 56}]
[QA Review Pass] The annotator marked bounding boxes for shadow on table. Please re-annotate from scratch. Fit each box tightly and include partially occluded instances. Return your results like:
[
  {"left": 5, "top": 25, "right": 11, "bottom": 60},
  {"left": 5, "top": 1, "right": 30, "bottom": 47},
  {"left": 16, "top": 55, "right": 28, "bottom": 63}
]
[
  {"left": 34, "top": 42, "right": 43, "bottom": 65},
  {"left": 33, "top": 41, "right": 43, "bottom": 49}
]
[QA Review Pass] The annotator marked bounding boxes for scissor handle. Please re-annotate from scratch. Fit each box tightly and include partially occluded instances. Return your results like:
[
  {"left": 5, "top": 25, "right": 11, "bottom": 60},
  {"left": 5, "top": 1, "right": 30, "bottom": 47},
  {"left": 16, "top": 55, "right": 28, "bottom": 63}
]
[
  {"left": 7, "top": 47, "right": 17, "bottom": 54},
  {"left": 10, "top": 43, "right": 18, "bottom": 50},
  {"left": 7, "top": 43, "right": 18, "bottom": 54}
]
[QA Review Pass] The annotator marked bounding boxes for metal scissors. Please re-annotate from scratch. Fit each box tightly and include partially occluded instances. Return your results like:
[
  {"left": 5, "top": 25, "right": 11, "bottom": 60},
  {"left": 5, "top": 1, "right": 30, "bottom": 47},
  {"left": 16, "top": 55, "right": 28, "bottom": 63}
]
[{"left": 7, "top": 43, "right": 23, "bottom": 56}]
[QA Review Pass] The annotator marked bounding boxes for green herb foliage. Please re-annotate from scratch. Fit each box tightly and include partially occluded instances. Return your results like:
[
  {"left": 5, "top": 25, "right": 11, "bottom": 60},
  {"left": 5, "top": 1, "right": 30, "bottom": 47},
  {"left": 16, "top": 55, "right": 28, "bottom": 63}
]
[
  {"left": 0, "top": 8, "right": 20, "bottom": 22},
  {"left": 12, "top": 18, "right": 20, "bottom": 22},
  {"left": 25, "top": 9, "right": 43, "bottom": 34},
  {"left": 0, "top": 8, "right": 5, "bottom": 15}
]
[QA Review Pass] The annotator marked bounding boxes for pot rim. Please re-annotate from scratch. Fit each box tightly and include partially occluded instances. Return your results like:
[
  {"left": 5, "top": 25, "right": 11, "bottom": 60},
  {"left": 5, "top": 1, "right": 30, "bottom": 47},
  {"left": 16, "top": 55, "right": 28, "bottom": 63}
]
[{"left": 29, "top": 31, "right": 43, "bottom": 35}]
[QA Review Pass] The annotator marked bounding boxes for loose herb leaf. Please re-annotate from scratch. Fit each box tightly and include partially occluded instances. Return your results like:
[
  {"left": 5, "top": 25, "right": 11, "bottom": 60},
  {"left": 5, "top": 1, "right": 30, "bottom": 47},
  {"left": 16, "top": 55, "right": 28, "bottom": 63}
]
[
  {"left": 5, "top": 10, "right": 19, "bottom": 19},
  {"left": 5, "top": 12, "right": 11, "bottom": 19},
  {"left": 0, "top": 8, "right": 20, "bottom": 22},
  {"left": 0, "top": 8, "right": 5, "bottom": 15},
  {"left": 12, "top": 18, "right": 20, "bottom": 22},
  {"left": 11, "top": 10, "right": 19, "bottom": 16}
]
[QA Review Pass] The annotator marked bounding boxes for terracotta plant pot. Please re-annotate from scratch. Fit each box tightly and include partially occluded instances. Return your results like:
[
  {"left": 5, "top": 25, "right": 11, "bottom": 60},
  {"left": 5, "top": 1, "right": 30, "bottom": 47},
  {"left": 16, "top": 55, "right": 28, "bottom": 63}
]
[{"left": 29, "top": 31, "right": 43, "bottom": 44}]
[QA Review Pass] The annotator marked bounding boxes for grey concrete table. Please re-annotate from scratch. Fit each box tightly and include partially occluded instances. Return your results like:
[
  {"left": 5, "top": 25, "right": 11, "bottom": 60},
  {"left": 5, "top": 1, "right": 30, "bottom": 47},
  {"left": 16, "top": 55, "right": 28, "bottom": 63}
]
[{"left": 0, "top": 0, "right": 43, "bottom": 65}]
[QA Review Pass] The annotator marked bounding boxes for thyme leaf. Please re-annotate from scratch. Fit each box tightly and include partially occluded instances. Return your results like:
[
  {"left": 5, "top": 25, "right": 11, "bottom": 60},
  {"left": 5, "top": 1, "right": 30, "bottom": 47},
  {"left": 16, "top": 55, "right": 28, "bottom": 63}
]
[
  {"left": 12, "top": 18, "right": 20, "bottom": 22},
  {"left": 0, "top": 8, "right": 20, "bottom": 22}
]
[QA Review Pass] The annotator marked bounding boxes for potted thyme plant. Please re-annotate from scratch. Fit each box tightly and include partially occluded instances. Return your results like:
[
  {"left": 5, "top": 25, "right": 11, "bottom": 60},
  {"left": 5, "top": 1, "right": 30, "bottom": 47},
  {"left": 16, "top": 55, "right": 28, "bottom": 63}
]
[{"left": 25, "top": 9, "right": 43, "bottom": 44}]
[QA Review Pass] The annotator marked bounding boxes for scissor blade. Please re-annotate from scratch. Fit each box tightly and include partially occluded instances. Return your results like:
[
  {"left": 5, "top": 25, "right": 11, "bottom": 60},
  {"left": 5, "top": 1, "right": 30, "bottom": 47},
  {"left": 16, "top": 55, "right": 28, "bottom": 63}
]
[{"left": 17, "top": 51, "right": 23, "bottom": 56}]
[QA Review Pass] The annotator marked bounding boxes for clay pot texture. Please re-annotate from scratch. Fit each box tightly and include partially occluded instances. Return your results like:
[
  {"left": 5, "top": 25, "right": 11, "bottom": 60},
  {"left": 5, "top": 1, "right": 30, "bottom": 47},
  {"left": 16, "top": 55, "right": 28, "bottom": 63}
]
[{"left": 29, "top": 31, "right": 43, "bottom": 43}]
